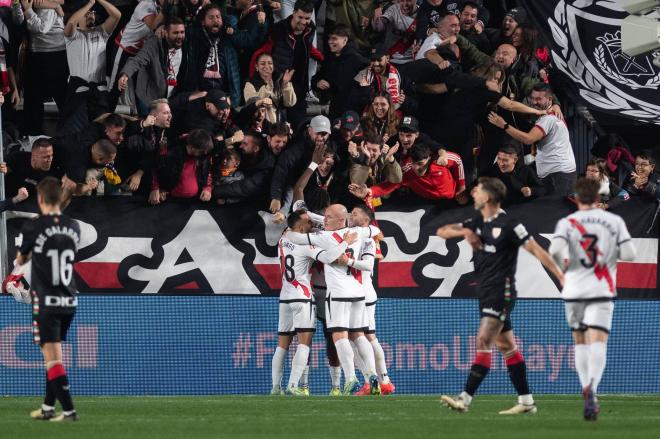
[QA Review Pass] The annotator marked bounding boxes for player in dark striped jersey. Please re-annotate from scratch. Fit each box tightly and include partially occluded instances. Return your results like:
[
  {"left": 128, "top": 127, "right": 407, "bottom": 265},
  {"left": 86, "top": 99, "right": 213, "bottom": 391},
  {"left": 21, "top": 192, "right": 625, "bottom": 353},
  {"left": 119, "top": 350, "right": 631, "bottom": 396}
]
[{"left": 15, "top": 177, "right": 81, "bottom": 422}]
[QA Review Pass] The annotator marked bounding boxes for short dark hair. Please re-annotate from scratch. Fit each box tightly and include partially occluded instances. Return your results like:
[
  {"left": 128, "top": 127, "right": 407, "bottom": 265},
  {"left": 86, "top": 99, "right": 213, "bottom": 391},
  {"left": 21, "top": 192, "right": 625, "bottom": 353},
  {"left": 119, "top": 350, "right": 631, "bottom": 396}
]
[
  {"left": 200, "top": 2, "right": 222, "bottom": 20},
  {"left": 37, "top": 176, "right": 63, "bottom": 206},
  {"left": 329, "top": 23, "right": 351, "bottom": 38},
  {"left": 636, "top": 149, "right": 657, "bottom": 166},
  {"left": 478, "top": 176, "right": 507, "bottom": 204},
  {"left": 306, "top": 187, "right": 331, "bottom": 214},
  {"left": 287, "top": 209, "right": 308, "bottom": 229},
  {"left": 353, "top": 204, "right": 375, "bottom": 224},
  {"left": 575, "top": 177, "right": 600, "bottom": 205},
  {"left": 102, "top": 113, "right": 127, "bottom": 129},
  {"left": 409, "top": 143, "right": 431, "bottom": 162},
  {"left": 498, "top": 145, "right": 519, "bottom": 156},
  {"left": 245, "top": 129, "right": 266, "bottom": 150},
  {"left": 532, "top": 82, "right": 553, "bottom": 95},
  {"left": 165, "top": 16, "right": 185, "bottom": 28},
  {"left": 269, "top": 122, "right": 290, "bottom": 138},
  {"left": 32, "top": 138, "right": 52, "bottom": 150},
  {"left": 93, "top": 138, "right": 117, "bottom": 158},
  {"left": 461, "top": 1, "right": 480, "bottom": 12},
  {"left": 293, "top": 0, "right": 314, "bottom": 13},
  {"left": 362, "top": 130, "right": 383, "bottom": 146},
  {"left": 187, "top": 129, "right": 214, "bottom": 153}
]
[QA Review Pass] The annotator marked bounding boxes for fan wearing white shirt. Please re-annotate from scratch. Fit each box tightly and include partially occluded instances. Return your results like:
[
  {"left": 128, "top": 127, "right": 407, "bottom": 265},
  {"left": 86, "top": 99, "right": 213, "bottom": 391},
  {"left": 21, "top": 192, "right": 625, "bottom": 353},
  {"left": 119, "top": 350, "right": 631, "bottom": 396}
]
[
  {"left": 488, "top": 83, "right": 577, "bottom": 196},
  {"left": 415, "top": 12, "right": 460, "bottom": 67},
  {"left": 61, "top": 0, "right": 121, "bottom": 132}
]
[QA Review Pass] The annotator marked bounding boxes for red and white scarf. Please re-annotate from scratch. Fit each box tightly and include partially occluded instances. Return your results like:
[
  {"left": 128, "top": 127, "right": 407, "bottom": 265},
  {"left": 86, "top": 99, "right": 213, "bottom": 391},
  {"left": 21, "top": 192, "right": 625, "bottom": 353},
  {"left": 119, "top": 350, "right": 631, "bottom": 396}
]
[{"left": 366, "top": 64, "right": 402, "bottom": 105}]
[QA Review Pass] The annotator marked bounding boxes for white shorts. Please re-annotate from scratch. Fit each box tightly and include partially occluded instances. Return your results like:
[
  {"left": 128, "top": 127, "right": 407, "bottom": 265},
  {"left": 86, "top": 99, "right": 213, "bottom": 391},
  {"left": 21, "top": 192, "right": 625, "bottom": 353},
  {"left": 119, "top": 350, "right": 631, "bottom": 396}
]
[
  {"left": 325, "top": 291, "right": 366, "bottom": 332},
  {"left": 365, "top": 301, "right": 376, "bottom": 334},
  {"left": 564, "top": 300, "right": 614, "bottom": 333},
  {"left": 349, "top": 299, "right": 369, "bottom": 332},
  {"left": 278, "top": 300, "right": 316, "bottom": 335}
]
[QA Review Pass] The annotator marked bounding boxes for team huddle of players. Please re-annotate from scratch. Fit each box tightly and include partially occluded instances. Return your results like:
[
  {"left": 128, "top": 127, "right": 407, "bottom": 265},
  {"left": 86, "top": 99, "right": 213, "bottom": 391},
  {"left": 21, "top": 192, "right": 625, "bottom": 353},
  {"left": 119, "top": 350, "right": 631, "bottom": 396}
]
[
  {"left": 1, "top": 173, "right": 634, "bottom": 422},
  {"left": 272, "top": 176, "right": 635, "bottom": 422},
  {"left": 271, "top": 202, "right": 394, "bottom": 396}
]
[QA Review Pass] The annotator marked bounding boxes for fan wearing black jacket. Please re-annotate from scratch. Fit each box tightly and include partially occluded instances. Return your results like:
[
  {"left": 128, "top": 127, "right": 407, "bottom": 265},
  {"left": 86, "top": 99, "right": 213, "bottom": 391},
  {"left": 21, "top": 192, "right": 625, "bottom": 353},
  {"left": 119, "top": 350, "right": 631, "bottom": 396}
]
[
  {"left": 481, "top": 145, "right": 544, "bottom": 205},
  {"left": 212, "top": 130, "right": 276, "bottom": 204},
  {"left": 312, "top": 24, "right": 369, "bottom": 120}
]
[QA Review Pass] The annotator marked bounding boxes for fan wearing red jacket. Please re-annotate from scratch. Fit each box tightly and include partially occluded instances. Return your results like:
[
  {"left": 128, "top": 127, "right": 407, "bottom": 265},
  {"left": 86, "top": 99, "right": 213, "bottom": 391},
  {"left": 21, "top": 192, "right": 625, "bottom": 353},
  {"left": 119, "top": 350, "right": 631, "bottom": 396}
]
[{"left": 351, "top": 143, "right": 466, "bottom": 203}]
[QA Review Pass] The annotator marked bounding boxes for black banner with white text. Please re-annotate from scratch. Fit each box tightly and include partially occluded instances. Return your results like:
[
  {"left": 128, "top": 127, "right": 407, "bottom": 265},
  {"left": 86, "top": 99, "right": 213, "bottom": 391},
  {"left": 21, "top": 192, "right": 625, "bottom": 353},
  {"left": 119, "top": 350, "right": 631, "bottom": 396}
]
[{"left": 4, "top": 196, "right": 658, "bottom": 299}]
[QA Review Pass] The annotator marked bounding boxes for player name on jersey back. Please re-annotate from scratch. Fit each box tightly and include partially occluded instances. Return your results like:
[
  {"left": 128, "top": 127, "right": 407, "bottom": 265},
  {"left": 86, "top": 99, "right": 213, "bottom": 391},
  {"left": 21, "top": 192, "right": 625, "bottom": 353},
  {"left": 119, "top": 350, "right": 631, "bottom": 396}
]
[
  {"left": 554, "top": 209, "right": 632, "bottom": 301},
  {"left": 278, "top": 237, "right": 320, "bottom": 301}
]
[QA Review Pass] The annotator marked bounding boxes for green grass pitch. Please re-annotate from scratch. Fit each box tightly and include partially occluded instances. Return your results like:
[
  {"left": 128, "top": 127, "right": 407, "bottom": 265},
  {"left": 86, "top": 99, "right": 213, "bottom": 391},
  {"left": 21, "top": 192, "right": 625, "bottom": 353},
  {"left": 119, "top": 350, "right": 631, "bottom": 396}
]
[{"left": 1, "top": 395, "right": 659, "bottom": 439}]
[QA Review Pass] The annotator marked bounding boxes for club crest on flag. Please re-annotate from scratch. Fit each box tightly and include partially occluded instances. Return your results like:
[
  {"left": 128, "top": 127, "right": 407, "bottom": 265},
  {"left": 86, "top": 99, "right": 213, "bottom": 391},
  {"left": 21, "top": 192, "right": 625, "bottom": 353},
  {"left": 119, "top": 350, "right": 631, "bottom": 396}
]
[
  {"left": 544, "top": 1, "right": 660, "bottom": 124},
  {"left": 595, "top": 31, "right": 660, "bottom": 88}
]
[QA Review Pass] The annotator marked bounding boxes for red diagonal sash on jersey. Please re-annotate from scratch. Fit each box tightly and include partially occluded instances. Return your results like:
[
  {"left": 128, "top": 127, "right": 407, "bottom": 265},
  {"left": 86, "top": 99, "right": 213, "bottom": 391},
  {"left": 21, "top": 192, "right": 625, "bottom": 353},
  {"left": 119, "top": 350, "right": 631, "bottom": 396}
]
[
  {"left": 331, "top": 232, "right": 363, "bottom": 284},
  {"left": 568, "top": 218, "right": 615, "bottom": 293},
  {"left": 388, "top": 19, "right": 417, "bottom": 57},
  {"left": 279, "top": 239, "right": 311, "bottom": 298}
]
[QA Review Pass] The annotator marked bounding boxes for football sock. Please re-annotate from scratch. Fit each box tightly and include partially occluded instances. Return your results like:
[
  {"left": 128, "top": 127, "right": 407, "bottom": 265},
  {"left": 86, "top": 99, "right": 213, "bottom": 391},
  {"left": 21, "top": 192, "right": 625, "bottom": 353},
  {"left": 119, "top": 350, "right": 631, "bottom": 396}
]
[
  {"left": 350, "top": 341, "right": 369, "bottom": 382},
  {"left": 334, "top": 338, "right": 356, "bottom": 381},
  {"left": 330, "top": 366, "right": 342, "bottom": 388},
  {"left": 43, "top": 371, "right": 55, "bottom": 410},
  {"left": 301, "top": 365, "right": 309, "bottom": 388},
  {"left": 574, "top": 344, "right": 590, "bottom": 389},
  {"left": 588, "top": 342, "right": 607, "bottom": 393},
  {"left": 354, "top": 336, "right": 376, "bottom": 377},
  {"left": 370, "top": 338, "right": 390, "bottom": 384},
  {"left": 465, "top": 351, "right": 491, "bottom": 397},
  {"left": 272, "top": 347, "right": 287, "bottom": 390},
  {"left": 505, "top": 351, "right": 531, "bottom": 398},
  {"left": 47, "top": 363, "right": 74, "bottom": 412},
  {"left": 288, "top": 345, "right": 310, "bottom": 388}
]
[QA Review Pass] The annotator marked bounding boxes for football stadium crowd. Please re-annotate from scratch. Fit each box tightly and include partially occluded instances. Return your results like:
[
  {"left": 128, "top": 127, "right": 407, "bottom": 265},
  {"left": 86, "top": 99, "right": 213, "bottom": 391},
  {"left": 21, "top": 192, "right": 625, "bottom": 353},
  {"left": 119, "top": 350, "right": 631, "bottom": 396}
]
[{"left": 0, "top": 0, "right": 658, "bottom": 212}]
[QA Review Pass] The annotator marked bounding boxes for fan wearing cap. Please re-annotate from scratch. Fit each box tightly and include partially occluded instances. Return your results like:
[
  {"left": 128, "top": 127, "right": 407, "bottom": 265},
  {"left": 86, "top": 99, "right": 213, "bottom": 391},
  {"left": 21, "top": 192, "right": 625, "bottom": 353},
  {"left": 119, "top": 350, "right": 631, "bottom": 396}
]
[
  {"left": 329, "top": 110, "right": 363, "bottom": 175},
  {"left": 312, "top": 23, "right": 368, "bottom": 120},
  {"left": 269, "top": 115, "right": 336, "bottom": 214},
  {"left": 483, "top": 7, "right": 527, "bottom": 49},
  {"left": 171, "top": 89, "right": 242, "bottom": 148},
  {"left": 394, "top": 115, "right": 444, "bottom": 162},
  {"left": 352, "top": 44, "right": 413, "bottom": 114}
]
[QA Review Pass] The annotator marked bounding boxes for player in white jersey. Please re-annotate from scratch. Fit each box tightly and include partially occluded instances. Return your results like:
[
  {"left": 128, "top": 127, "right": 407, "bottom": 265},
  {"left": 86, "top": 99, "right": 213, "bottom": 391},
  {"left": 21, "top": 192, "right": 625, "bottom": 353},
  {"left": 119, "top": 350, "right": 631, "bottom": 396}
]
[
  {"left": 348, "top": 205, "right": 396, "bottom": 396},
  {"left": 287, "top": 204, "right": 382, "bottom": 395},
  {"left": 271, "top": 209, "right": 357, "bottom": 396},
  {"left": 550, "top": 178, "right": 636, "bottom": 421}
]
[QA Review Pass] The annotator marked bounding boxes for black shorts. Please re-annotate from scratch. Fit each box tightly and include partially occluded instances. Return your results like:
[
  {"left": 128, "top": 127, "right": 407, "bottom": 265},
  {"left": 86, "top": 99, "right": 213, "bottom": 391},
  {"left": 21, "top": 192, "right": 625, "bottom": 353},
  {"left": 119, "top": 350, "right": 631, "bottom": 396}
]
[
  {"left": 479, "top": 286, "right": 516, "bottom": 333},
  {"left": 33, "top": 311, "right": 75, "bottom": 346}
]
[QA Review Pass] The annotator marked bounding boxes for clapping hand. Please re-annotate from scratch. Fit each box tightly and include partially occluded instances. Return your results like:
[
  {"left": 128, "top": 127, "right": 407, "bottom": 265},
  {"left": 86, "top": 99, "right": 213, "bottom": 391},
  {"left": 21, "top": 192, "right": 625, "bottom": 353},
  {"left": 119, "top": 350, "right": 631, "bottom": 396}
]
[
  {"left": 348, "top": 183, "right": 370, "bottom": 199},
  {"left": 282, "top": 69, "right": 295, "bottom": 84}
]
